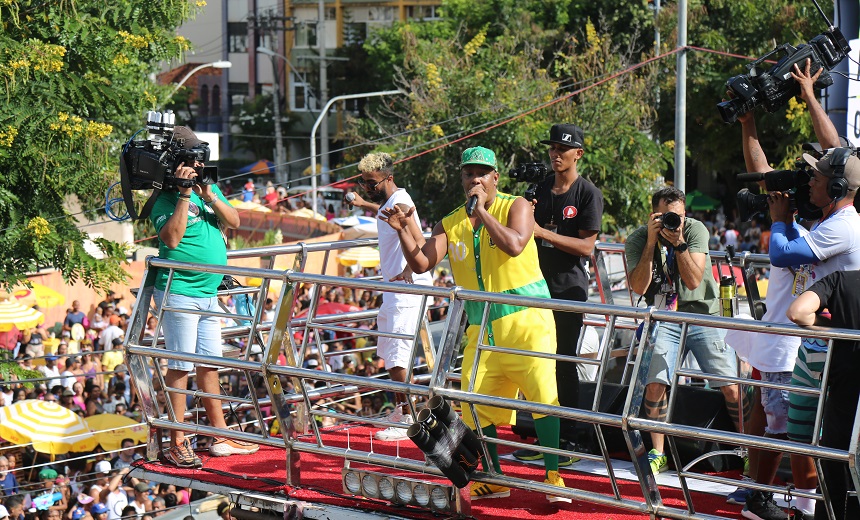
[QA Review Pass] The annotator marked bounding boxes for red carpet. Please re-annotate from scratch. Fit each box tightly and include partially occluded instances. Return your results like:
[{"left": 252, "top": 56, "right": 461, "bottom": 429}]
[{"left": 135, "top": 425, "right": 744, "bottom": 519}]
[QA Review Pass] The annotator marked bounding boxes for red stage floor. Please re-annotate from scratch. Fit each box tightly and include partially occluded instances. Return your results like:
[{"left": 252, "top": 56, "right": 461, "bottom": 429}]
[{"left": 134, "top": 425, "right": 745, "bottom": 519}]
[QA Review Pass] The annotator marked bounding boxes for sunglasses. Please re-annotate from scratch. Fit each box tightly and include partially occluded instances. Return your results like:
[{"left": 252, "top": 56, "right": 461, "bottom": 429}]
[{"left": 356, "top": 176, "right": 389, "bottom": 191}]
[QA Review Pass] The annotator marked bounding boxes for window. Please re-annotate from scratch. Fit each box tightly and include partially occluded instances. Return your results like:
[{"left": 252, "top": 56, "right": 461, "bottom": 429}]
[
  {"left": 406, "top": 5, "right": 441, "bottom": 20},
  {"left": 291, "top": 73, "right": 310, "bottom": 111},
  {"left": 344, "top": 23, "right": 366, "bottom": 46},
  {"left": 325, "top": 7, "right": 336, "bottom": 20},
  {"left": 228, "top": 22, "right": 248, "bottom": 53},
  {"left": 295, "top": 23, "right": 317, "bottom": 48},
  {"left": 199, "top": 85, "right": 210, "bottom": 117},
  {"left": 211, "top": 85, "right": 221, "bottom": 117}
]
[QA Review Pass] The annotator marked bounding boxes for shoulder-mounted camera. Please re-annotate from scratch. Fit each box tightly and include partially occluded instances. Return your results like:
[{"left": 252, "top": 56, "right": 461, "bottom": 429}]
[
  {"left": 118, "top": 111, "right": 218, "bottom": 220},
  {"left": 510, "top": 163, "right": 550, "bottom": 201}
]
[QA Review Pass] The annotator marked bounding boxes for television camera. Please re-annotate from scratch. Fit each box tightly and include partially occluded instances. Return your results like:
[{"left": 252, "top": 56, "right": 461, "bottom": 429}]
[
  {"left": 716, "top": 0, "right": 850, "bottom": 124},
  {"left": 734, "top": 146, "right": 859, "bottom": 222},
  {"left": 510, "top": 163, "right": 550, "bottom": 201},
  {"left": 117, "top": 110, "right": 217, "bottom": 220}
]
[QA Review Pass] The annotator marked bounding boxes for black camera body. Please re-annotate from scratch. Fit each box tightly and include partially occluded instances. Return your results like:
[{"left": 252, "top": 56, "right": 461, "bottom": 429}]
[
  {"left": 118, "top": 111, "right": 218, "bottom": 220},
  {"left": 510, "top": 163, "right": 550, "bottom": 201},
  {"left": 717, "top": 27, "right": 850, "bottom": 124}
]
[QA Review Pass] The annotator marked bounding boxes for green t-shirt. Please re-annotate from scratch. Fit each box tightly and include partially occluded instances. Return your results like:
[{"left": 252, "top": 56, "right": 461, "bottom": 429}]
[
  {"left": 624, "top": 216, "right": 719, "bottom": 315},
  {"left": 150, "top": 185, "right": 229, "bottom": 297}
]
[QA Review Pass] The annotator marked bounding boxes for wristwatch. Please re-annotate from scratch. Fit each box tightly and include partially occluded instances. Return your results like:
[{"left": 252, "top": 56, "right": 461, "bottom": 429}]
[{"left": 675, "top": 241, "right": 689, "bottom": 253}]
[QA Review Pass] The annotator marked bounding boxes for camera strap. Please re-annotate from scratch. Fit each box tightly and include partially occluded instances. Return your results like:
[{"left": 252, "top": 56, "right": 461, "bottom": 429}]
[{"left": 119, "top": 146, "right": 163, "bottom": 221}]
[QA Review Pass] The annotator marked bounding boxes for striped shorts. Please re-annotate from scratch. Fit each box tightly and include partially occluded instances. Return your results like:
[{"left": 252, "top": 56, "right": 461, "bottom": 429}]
[{"left": 786, "top": 342, "right": 828, "bottom": 443}]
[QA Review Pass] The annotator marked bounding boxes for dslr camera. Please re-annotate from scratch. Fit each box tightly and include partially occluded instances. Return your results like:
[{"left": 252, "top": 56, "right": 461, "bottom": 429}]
[
  {"left": 118, "top": 111, "right": 218, "bottom": 220},
  {"left": 510, "top": 163, "right": 550, "bottom": 201},
  {"left": 716, "top": 23, "right": 850, "bottom": 124}
]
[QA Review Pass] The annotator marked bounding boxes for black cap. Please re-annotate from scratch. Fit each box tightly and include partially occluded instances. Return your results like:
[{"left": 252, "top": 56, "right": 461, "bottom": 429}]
[{"left": 540, "top": 124, "right": 584, "bottom": 148}]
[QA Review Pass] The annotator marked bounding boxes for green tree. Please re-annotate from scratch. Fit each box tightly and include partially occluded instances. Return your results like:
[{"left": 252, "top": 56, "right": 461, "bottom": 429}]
[
  {"left": 344, "top": 6, "right": 670, "bottom": 230},
  {"left": 231, "top": 93, "right": 292, "bottom": 160},
  {"left": 0, "top": 0, "right": 198, "bottom": 290}
]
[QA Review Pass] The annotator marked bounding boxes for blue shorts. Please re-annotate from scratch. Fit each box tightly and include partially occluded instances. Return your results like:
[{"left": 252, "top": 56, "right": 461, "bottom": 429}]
[
  {"left": 647, "top": 322, "right": 737, "bottom": 388},
  {"left": 154, "top": 289, "right": 222, "bottom": 372},
  {"left": 760, "top": 371, "right": 792, "bottom": 435}
]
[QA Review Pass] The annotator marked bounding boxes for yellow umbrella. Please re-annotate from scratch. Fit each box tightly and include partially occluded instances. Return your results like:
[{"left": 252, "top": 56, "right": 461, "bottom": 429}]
[
  {"left": 338, "top": 247, "right": 381, "bottom": 268},
  {"left": 0, "top": 400, "right": 96, "bottom": 454},
  {"left": 12, "top": 283, "right": 65, "bottom": 309},
  {"left": 0, "top": 298, "right": 44, "bottom": 332},
  {"left": 85, "top": 414, "right": 148, "bottom": 451}
]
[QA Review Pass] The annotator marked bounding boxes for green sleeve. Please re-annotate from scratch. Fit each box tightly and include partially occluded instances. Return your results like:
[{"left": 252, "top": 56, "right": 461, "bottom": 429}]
[
  {"left": 684, "top": 218, "right": 709, "bottom": 253},
  {"left": 150, "top": 193, "right": 177, "bottom": 234},
  {"left": 624, "top": 226, "right": 648, "bottom": 272},
  {"left": 212, "top": 184, "right": 229, "bottom": 204}
]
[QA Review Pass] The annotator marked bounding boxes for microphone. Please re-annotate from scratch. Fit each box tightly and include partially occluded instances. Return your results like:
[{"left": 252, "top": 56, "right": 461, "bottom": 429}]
[
  {"left": 345, "top": 192, "right": 356, "bottom": 203},
  {"left": 736, "top": 172, "right": 766, "bottom": 183},
  {"left": 465, "top": 195, "right": 478, "bottom": 216}
]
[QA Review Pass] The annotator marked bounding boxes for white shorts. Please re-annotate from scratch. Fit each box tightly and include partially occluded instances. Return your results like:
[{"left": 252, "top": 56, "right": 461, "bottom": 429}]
[{"left": 375, "top": 299, "right": 425, "bottom": 369}]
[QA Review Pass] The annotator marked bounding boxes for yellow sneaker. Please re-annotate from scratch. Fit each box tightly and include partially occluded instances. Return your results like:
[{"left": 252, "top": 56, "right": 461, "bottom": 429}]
[
  {"left": 470, "top": 482, "right": 511, "bottom": 500},
  {"left": 544, "top": 470, "right": 572, "bottom": 503}
]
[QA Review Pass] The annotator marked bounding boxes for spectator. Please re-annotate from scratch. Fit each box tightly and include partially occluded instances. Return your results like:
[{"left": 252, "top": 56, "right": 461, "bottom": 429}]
[
  {"left": 88, "top": 461, "right": 112, "bottom": 503},
  {"left": 110, "top": 439, "right": 140, "bottom": 471},
  {"left": 60, "top": 357, "right": 80, "bottom": 391},
  {"left": 99, "top": 320, "right": 124, "bottom": 357},
  {"left": 5, "top": 497, "right": 24, "bottom": 520},
  {"left": 37, "top": 356, "right": 62, "bottom": 390},
  {"left": 149, "top": 497, "right": 165, "bottom": 518},
  {"left": 129, "top": 483, "right": 152, "bottom": 516},
  {"left": 63, "top": 301, "right": 89, "bottom": 333},
  {"left": 0, "top": 455, "right": 19, "bottom": 496},
  {"left": 90, "top": 308, "right": 107, "bottom": 333},
  {"left": 90, "top": 504, "right": 107, "bottom": 520},
  {"left": 216, "top": 503, "right": 232, "bottom": 520},
  {"left": 99, "top": 468, "right": 129, "bottom": 520}
]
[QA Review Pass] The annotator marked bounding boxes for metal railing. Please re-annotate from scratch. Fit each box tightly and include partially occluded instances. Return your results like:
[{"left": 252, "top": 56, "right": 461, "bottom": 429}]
[{"left": 123, "top": 239, "right": 860, "bottom": 519}]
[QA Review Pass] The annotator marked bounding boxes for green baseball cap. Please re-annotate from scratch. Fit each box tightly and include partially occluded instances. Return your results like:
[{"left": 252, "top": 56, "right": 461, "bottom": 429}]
[{"left": 459, "top": 146, "right": 497, "bottom": 169}]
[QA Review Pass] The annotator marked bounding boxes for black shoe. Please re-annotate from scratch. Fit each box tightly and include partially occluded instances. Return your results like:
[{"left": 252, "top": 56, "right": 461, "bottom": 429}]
[
  {"left": 789, "top": 508, "right": 814, "bottom": 520},
  {"left": 742, "top": 491, "right": 788, "bottom": 520}
]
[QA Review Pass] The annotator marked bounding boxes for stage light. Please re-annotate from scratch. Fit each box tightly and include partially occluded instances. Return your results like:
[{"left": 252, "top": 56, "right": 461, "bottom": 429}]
[
  {"left": 378, "top": 477, "right": 395, "bottom": 500},
  {"left": 396, "top": 480, "right": 413, "bottom": 503},
  {"left": 341, "top": 467, "right": 461, "bottom": 514},
  {"left": 430, "top": 486, "right": 450, "bottom": 509},
  {"left": 361, "top": 474, "right": 379, "bottom": 498},
  {"left": 343, "top": 470, "right": 361, "bottom": 494},
  {"left": 413, "top": 483, "right": 430, "bottom": 507}
]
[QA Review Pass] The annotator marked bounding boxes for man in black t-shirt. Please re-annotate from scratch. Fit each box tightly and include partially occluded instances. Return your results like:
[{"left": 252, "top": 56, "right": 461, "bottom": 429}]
[
  {"left": 787, "top": 270, "right": 860, "bottom": 520},
  {"left": 514, "top": 123, "right": 604, "bottom": 463}
]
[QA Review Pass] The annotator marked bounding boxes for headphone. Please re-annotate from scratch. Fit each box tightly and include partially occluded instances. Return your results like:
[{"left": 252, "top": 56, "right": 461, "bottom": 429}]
[{"left": 824, "top": 147, "right": 853, "bottom": 201}]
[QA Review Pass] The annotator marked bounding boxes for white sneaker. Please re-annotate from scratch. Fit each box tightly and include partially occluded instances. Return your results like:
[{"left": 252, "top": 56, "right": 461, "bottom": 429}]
[{"left": 374, "top": 413, "right": 413, "bottom": 441}]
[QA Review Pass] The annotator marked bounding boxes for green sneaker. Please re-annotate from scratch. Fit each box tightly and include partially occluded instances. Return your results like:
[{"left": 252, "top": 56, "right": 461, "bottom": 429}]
[{"left": 648, "top": 449, "right": 667, "bottom": 475}]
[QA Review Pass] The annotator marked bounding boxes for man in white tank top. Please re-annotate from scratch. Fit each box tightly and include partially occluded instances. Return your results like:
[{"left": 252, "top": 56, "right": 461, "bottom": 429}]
[{"left": 347, "top": 153, "right": 432, "bottom": 441}]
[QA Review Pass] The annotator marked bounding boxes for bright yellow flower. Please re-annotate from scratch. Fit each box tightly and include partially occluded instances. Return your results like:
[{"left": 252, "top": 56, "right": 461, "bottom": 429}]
[{"left": 27, "top": 217, "right": 51, "bottom": 239}]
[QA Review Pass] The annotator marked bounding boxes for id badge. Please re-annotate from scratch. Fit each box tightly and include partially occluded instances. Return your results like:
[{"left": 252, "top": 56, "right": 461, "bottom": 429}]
[
  {"left": 541, "top": 223, "right": 557, "bottom": 248},
  {"left": 792, "top": 271, "right": 809, "bottom": 296}
]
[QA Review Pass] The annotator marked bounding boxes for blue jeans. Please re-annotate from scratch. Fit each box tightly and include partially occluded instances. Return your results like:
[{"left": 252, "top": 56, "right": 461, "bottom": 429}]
[
  {"left": 154, "top": 289, "right": 222, "bottom": 372},
  {"left": 646, "top": 322, "right": 736, "bottom": 387}
]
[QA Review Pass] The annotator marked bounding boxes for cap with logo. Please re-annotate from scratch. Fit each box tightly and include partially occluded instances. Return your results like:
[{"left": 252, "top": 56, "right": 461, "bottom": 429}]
[
  {"left": 91, "top": 504, "right": 108, "bottom": 515},
  {"left": 803, "top": 149, "right": 860, "bottom": 190},
  {"left": 540, "top": 123, "right": 584, "bottom": 149},
  {"left": 77, "top": 493, "right": 94, "bottom": 505},
  {"left": 72, "top": 508, "right": 86, "bottom": 520},
  {"left": 459, "top": 146, "right": 497, "bottom": 169}
]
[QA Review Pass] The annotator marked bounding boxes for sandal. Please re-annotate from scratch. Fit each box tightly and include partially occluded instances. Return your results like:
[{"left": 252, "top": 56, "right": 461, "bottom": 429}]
[{"left": 164, "top": 439, "right": 202, "bottom": 468}]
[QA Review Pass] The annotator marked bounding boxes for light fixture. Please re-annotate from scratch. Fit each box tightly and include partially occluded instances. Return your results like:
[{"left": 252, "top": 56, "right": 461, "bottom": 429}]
[{"left": 341, "top": 467, "right": 462, "bottom": 514}]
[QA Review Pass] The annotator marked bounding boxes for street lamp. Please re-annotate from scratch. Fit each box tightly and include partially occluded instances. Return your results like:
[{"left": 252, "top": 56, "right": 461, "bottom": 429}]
[
  {"left": 169, "top": 60, "right": 232, "bottom": 97},
  {"left": 309, "top": 90, "right": 403, "bottom": 215}
]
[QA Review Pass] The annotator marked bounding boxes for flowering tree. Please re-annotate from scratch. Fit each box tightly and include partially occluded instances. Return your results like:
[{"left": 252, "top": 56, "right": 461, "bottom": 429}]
[{"left": 0, "top": 0, "right": 200, "bottom": 290}]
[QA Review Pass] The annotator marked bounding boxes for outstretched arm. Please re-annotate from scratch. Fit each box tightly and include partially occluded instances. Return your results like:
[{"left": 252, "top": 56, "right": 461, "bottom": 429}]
[
  {"left": 792, "top": 59, "right": 840, "bottom": 149},
  {"left": 380, "top": 207, "right": 446, "bottom": 274}
]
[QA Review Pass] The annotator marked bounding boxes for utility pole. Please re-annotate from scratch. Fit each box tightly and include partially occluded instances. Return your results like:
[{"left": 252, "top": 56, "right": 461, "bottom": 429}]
[
  {"left": 248, "top": 7, "right": 297, "bottom": 186},
  {"left": 674, "top": 0, "right": 687, "bottom": 192},
  {"left": 317, "top": 0, "right": 330, "bottom": 187}
]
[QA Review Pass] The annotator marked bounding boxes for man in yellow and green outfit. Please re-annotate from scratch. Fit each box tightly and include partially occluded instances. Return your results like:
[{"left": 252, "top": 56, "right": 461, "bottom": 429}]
[{"left": 379, "top": 146, "right": 570, "bottom": 503}]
